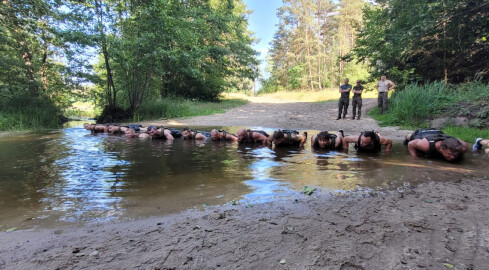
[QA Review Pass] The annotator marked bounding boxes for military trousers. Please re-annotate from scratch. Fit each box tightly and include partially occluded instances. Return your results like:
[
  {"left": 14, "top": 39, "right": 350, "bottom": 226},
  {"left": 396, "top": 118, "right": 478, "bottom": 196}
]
[{"left": 378, "top": 92, "right": 388, "bottom": 114}]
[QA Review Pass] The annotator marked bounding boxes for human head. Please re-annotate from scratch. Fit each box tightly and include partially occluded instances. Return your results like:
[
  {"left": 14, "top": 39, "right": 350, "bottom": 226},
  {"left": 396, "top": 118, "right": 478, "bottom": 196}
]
[
  {"left": 359, "top": 131, "right": 381, "bottom": 151},
  {"left": 381, "top": 75, "right": 386, "bottom": 81},
  {"left": 210, "top": 129, "right": 219, "bottom": 141},
  {"left": 272, "top": 130, "right": 285, "bottom": 145},
  {"left": 182, "top": 127, "right": 193, "bottom": 139},
  {"left": 440, "top": 138, "right": 465, "bottom": 161},
  {"left": 356, "top": 80, "right": 361, "bottom": 85},
  {"left": 344, "top": 78, "right": 349, "bottom": 84},
  {"left": 316, "top": 131, "right": 330, "bottom": 148},
  {"left": 83, "top": 123, "right": 95, "bottom": 130},
  {"left": 237, "top": 128, "right": 247, "bottom": 142}
]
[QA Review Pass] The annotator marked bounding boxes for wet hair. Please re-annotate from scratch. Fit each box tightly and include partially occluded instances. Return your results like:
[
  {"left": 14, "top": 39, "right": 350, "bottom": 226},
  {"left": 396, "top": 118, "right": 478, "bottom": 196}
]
[
  {"left": 441, "top": 137, "right": 464, "bottom": 153},
  {"left": 361, "top": 131, "right": 381, "bottom": 151},
  {"left": 182, "top": 127, "right": 191, "bottom": 132},
  {"left": 273, "top": 130, "right": 285, "bottom": 140},
  {"left": 317, "top": 131, "right": 330, "bottom": 140}
]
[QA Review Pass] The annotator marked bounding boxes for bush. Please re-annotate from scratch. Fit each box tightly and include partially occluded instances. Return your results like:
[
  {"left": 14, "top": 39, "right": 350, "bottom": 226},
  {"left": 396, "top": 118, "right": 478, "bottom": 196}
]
[
  {"left": 132, "top": 97, "right": 247, "bottom": 121},
  {"left": 0, "top": 95, "right": 64, "bottom": 131}
]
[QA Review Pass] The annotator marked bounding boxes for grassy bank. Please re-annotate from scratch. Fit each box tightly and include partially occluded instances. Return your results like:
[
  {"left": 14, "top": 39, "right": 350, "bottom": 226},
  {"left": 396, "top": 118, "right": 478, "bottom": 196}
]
[
  {"left": 0, "top": 96, "right": 63, "bottom": 131},
  {"left": 368, "top": 81, "right": 489, "bottom": 141},
  {"left": 132, "top": 95, "right": 248, "bottom": 121}
]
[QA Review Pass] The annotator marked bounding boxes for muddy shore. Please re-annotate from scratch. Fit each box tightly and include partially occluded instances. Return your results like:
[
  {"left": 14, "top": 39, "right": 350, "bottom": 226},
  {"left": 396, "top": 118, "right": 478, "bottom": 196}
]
[{"left": 1, "top": 98, "right": 488, "bottom": 269}]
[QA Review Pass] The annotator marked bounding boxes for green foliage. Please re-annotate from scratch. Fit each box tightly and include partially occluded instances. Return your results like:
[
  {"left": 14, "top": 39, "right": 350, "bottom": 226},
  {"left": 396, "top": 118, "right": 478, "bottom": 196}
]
[
  {"left": 369, "top": 82, "right": 489, "bottom": 129},
  {"left": 288, "top": 64, "right": 304, "bottom": 89},
  {"left": 354, "top": 0, "right": 489, "bottom": 84},
  {"left": 133, "top": 97, "right": 247, "bottom": 121},
  {"left": 0, "top": 96, "right": 63, "bottom": 131},
  {"left": 268, "top": 0, "right": 368, "bottom": 91}
]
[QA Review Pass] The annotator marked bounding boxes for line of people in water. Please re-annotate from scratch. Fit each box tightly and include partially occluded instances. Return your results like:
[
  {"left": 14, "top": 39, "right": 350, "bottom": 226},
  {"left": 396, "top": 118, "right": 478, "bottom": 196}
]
[{"left": 84, "top": 123, "right": 487, "bottom": 162}]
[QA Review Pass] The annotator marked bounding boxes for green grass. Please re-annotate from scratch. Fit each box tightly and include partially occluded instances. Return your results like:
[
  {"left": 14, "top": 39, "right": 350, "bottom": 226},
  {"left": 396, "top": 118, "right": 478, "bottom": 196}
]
[
  {"left": 441, "top": 126, "right": 489, "bottom": 144},
  {"left": 369, "top": 81, "right": 489, "bottom": 130},
  {"left": 0, "top": 96, "right": 63, "bottom": 131},
  {"left": 132, "top": 97, "right": 248, "bottom": 121}
]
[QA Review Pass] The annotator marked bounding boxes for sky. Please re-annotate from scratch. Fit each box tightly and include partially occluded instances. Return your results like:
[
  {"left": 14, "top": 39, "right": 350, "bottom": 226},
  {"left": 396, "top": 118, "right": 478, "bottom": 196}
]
[{"left": 243, "top": 0, "right": 282, "bottom": 83}]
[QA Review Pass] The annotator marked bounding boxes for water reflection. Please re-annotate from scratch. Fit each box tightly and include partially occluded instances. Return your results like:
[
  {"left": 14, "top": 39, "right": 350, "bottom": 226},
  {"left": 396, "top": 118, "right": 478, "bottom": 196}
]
[
  {"left": 238, "top": 146, "right": 294, "bottom": 203},
  {"left": 0, "top": 125, "right": 486, "bottom": 230}
]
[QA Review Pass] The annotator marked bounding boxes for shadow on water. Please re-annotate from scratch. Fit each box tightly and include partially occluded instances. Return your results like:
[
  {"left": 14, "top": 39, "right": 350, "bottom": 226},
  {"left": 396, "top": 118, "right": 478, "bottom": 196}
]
[{"left": 0, "top": 123, "right": 486, "bottom": 229}]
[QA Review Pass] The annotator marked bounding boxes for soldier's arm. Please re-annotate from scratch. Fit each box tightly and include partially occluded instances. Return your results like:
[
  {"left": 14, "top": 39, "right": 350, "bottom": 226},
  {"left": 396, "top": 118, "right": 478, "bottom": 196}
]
[
  {"left": 458, "top": 139, "right": 468, "bottom": 153},
  {"left": 380, "top": 137, "right": 393, "bottom": 152},
  {"left": 226, "top": 133, "right": 238, "bottom": 142},
  {"left": 388, "top": 81, "right": 395, "bottom": 90},
  {"left": 163, "top": 129, "right": 174, "bottom": 140},
  {"left": 195, "top": 133, "right": 207, "bottom": 140},
  {"left": 296, "top": 134, "right": 307, "bottom": 146},
  {"left": 310, "top": 134, "right": 317, "bottom": 146},
  {"left": 342, "top": 135, "right": 358, "bottom": 151},
  {"left": 407, "top": 139, "right": 425, "bottom": 157}
]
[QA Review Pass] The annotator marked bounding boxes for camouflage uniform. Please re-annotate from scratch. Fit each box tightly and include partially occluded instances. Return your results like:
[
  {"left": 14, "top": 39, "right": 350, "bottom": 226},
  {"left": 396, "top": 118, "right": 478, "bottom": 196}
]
[
  {"left": 337, "top": 83, "right": 352, "bottom": 119},
  {"left": 352, "top": 85, "right": 363, "bottom": 120}
]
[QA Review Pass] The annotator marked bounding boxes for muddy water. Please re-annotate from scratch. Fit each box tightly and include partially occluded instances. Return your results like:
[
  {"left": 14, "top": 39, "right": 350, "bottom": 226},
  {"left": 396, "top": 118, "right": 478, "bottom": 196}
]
[{"left": 0, "top": 124, "right": 486, "bottom": 230}]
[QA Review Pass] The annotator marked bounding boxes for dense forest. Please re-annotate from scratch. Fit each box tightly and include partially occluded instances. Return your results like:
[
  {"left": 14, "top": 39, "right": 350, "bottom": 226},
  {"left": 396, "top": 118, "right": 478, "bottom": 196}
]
[
  {"left": 1, "top": 0, "right": 488, "bottom": 129},
  {"left": 263, "top": 0, "right": 489, "bottom": 92},
  {"left": 0, "top": 0, "right": 258, "bottom": 126}
]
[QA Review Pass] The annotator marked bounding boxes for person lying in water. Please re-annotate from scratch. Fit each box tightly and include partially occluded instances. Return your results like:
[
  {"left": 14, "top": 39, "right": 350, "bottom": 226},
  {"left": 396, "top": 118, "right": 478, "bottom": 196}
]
[
  {"left": 270, "top": 129, "right": 307, "bottom": 147},
  {"left": 84, "top": 123, "right": 110, "bottom": 133},
  {"left": 342, "top": 130, "right": 392, "bottom": 153},
  {"left": 473, "top": 138, "right": 489, "bottom": 156},
  {"left": 210, "top": 129, "right": 238, "bottom": 142},
  {"left": 404, "top": 129, "right": 467, "bottom": 161},
  {"left": 147, "top": 126, "right": 175, "bottom": 140},
  {"left": 237, "top": 128, "right": 271, "bottom": 145},
  {"left": 310, "top": 130, "right": 345, "bottom": 150},
  {"left": 182, "top": 127, "right": 210, "bottom": 141}
]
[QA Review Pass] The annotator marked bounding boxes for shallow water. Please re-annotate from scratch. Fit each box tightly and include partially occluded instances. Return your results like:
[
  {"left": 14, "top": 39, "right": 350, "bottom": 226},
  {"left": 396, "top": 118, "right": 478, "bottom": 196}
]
[{"left": 0, "top": 123, "right": 486, "bottom": 229}]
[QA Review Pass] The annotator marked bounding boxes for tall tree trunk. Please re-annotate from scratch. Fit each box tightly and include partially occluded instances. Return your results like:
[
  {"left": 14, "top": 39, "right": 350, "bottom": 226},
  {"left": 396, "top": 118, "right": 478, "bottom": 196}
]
[{"left": 95, "top": 0, "right": 117, "bottom": 109}]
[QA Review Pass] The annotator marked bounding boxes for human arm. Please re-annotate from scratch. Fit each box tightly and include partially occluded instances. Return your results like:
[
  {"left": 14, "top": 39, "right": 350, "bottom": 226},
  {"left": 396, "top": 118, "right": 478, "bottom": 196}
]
[
  {"left": 458, "top": 139, "right": 468, "bottom": 153},
  {"left": 295, "top": 133, "right": 307, "bottom": 147},
  {"left": 407, "top": 139, "right": 429, "bottom": 157},
  {"left": 310, "top": 134, "right": 317, "bottom": 146},
  {"left": 380, "top": 136, "right": 393, "bottom": 152},
  {"left": 226, "top": 133, "right": 238, "bottom": 142},
  {"left": 353, "top": 86, "right": 363, "bottom": 95},
  {"left": 194, "top": 132, "right": 207, "bottom": 141},
  {"left": 387, "top": 80, "right": 395, "bottom": 91},
  {"left": 342, "top": 135, "right": 359, "bottom": 151},
  {"left": 163, "top": 129, "right": 174, "bottom": 140}
]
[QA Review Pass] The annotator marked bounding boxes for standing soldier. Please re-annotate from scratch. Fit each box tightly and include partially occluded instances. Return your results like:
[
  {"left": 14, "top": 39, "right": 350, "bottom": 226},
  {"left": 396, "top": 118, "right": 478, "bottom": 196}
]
[
  {"left": 375, "top": 75, "right": 395, "bottom": 114},
  {"left": 336, "top": 78, "right": 352, "bottom": 120},
  {"left": 352, "top": 80, "right": 363, "bottom": 120}
]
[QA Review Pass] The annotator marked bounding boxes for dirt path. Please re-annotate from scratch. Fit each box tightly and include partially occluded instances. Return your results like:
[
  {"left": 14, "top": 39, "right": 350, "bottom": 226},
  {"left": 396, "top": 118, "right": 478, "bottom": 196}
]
[
  {"left": 2, "top": 98, "right": 488, "bottom": 269},
  {"left": 141, "top": 97, "right": 411, "bottom": 140}
]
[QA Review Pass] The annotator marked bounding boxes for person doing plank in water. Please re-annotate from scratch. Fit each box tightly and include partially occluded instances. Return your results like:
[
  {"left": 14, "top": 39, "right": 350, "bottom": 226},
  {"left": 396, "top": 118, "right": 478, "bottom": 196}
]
[
  {"left": 404, "top": 129, "right": 467, "bottom": 161},
  {"left": 270, "top": 129, "right": 307, "bottom": 147},
  {"left": 237, "top": 128, "right": 271, "bottom": 145},
  {"left": 84, "top": 123, "right": 111, "bottom": 133},
  {"left": 311, "top": 130, "right": 345, "bottom": 150},
  {"left": 342, "top": 130, "right": 392, "bottom": 153},
  {"left": 210, "top": 129, "right": 238, "bottom": 142},
  {"left": 148, "top": 126, "right": 182, "bottom": 140},
  {"left": 182, "top": 127, "right": 210, "bottom": 141}
]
